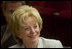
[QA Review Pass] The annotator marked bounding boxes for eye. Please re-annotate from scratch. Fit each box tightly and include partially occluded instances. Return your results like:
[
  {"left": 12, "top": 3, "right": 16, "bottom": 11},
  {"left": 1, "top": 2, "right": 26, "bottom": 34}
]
[
  {"left": 24, "top": 27, "right": 30, "bottom": 31},
  {"left": 8, "top": 10, "right": 14, "bottom": 14},
  {"left": 34, "top": 25, "right": 37, "bottom": 29}
]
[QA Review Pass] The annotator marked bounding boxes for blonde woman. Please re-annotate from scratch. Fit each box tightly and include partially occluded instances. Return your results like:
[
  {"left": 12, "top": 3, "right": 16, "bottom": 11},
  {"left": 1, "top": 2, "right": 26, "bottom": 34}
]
[{"left": 9, "top": 5, "right": 63, "bottom": 48}]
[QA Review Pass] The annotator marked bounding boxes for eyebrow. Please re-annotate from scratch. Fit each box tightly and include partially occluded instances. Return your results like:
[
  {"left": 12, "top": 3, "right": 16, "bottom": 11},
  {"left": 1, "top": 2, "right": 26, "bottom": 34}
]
[
  {"left": 20, "top": 25, "right": 29, "bottom": 28},
  {"left": 20, "top": 22, "right": 37, "bottom": 27},
  {"left": 21, "top": 24, "right": 37, "bottom": 27}
]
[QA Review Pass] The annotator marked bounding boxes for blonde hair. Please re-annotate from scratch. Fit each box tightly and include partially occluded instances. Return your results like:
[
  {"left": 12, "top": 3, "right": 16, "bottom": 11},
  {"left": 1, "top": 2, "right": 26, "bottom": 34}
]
[{"left": 10, "top": 5, "right": 43, "bottom": 45}]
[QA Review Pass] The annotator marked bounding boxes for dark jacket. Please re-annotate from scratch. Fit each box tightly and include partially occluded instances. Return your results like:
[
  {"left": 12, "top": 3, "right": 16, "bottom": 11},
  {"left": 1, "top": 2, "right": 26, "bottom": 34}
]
[{"left": 1, "top": 25, "right": 16, "bottom": 48}]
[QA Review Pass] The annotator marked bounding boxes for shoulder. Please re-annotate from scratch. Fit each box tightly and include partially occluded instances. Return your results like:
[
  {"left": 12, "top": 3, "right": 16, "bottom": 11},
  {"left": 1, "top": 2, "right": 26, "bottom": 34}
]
[
  {"left": 1, "top": 25, "right": 7, "bottom": 38},
  {"left": 9, "top": 44, "right": 19, "bottom": 48},
  {"left": 9, "top": 44, "right": 24, "bottom": 48},
  {"left": 39, "top": 37, "right": 63, "bottom": 48}
]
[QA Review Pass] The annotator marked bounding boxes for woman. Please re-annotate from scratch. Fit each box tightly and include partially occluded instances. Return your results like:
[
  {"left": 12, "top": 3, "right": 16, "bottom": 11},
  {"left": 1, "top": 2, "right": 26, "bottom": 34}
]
[{"left": 9, "top": 5, "right": 63, "bottom": 48}]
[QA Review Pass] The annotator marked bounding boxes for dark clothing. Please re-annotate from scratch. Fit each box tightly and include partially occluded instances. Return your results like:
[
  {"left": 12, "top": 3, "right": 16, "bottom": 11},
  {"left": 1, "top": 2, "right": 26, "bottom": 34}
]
[{"left": 1, "top": 25, "right": 16, "bottom": 48}]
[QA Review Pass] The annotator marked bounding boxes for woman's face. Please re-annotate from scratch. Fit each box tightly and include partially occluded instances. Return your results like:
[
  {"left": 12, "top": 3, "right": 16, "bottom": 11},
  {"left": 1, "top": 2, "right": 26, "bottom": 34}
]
[{"left": 18, "top": 17, "right": 40, "bottom": 43}]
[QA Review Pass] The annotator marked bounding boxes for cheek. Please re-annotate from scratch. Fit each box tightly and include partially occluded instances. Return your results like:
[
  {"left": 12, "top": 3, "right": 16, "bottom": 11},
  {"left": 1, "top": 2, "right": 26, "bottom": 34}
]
[
  {"left": 5, "top": 12, "right": 12, "bottom": 18},
  {"left": 35, "top": 28, "right": 40, "bottom": 35},
  {"left": 5, "top": 13, "right": 12, "bottom": 23},
  {"left": 18, "top": 30, "right": 29, "bottom": 39}
]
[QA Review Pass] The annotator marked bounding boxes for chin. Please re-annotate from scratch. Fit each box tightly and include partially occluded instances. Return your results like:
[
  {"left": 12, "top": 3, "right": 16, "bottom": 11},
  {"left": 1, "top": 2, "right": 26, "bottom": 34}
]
[{"left": 30, "top": 37, "right": 38, "bottom": 43}]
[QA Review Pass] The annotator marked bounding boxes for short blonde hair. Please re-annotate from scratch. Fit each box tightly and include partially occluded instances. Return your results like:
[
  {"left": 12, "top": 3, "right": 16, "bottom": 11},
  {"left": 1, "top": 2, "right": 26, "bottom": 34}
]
[{"left": 10, "top": 5, "right": 43, "bottom": 45}]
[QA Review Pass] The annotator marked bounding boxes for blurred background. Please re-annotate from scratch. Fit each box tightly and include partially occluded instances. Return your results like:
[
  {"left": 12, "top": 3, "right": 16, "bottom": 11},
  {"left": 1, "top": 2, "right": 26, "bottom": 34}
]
[{"left": 1, "top": 1, "right": 71, "bottom": 48}]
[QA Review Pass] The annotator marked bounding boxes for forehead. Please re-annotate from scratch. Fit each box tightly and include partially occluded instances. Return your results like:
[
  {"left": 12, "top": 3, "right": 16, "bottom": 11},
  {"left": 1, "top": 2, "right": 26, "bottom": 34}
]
[
  {"left": 26, "top": 16, "right": 36, "bottom": 23},
  {"left": 6, "top": 2, "right": 22, "bottom": 10},
  {"left": 20, "top": 16, "right": 37, "bottom": 27}
]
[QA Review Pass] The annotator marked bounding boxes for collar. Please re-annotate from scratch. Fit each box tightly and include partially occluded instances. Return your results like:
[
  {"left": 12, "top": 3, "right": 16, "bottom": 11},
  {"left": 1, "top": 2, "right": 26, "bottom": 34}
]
[
  {"left": 37, "top": 37, "right": 43, "bottom": 48},
  {"left": 20, "top": 37, "right": 44, "bottom": 48}
]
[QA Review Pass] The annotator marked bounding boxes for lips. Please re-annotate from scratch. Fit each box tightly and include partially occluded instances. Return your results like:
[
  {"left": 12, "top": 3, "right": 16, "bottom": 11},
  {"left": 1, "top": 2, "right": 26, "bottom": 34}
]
[{"left": 28, "top": 35, "right": 36, "bottom": 38}]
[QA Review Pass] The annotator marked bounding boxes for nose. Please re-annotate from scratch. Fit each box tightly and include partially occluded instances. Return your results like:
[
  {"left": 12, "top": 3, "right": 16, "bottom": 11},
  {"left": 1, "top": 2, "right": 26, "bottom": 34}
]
[{"left": 30, "top": 28, "right": 36, "bottom": 34}]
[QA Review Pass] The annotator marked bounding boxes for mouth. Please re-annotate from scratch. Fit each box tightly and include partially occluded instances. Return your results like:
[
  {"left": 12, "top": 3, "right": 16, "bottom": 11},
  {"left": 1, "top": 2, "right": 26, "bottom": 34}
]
[{"left": 28, "top": 35, "right": 36, "bottom": 38}]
